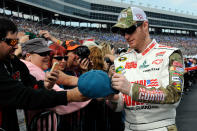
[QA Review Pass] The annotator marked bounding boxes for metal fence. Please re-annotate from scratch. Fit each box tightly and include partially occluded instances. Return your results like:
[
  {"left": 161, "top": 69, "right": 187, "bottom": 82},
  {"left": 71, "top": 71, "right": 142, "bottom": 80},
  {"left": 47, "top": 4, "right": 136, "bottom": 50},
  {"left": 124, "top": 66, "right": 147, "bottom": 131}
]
[{"left": 57, "top": 99, "right": 125, "bottom": 131}]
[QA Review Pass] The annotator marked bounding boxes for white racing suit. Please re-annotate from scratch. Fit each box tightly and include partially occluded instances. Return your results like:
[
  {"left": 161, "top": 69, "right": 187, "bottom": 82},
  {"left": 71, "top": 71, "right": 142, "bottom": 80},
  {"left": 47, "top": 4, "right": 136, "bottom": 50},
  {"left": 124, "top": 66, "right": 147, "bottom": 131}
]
[{"left": 114, "top": 39, "right": 184, "bottom": 131}]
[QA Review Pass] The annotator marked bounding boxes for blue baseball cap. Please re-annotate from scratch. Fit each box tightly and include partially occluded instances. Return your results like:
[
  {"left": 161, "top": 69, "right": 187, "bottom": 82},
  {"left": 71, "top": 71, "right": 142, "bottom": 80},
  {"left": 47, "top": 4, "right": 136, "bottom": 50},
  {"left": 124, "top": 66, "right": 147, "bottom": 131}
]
[{"left": 78, "top": 70, "right": 119, "bottom": 98}]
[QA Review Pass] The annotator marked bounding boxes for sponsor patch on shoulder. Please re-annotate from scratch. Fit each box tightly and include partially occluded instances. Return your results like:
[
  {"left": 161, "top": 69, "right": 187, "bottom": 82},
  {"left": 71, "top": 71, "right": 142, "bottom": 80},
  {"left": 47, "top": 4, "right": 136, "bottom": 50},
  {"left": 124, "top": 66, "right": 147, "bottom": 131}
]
[
  {"left": 170, "top": 66, "right": 184, "bottom": 72},
  {"left": 172, "top": 82, "right": 181, "bottom": 90},
  {"left": 173, "top": 61, "right": 183, "bottom": 68},
  {"left": 172, "top": 77, "right": 181, "bottom": 82}
]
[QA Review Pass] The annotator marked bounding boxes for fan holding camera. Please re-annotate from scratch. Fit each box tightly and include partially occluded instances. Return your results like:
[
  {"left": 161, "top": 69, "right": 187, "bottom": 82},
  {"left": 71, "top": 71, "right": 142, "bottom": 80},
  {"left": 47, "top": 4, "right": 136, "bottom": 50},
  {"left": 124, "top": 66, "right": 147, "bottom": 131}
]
[{"left": 64, "top": 40, "right": 91, "bottom": 76}]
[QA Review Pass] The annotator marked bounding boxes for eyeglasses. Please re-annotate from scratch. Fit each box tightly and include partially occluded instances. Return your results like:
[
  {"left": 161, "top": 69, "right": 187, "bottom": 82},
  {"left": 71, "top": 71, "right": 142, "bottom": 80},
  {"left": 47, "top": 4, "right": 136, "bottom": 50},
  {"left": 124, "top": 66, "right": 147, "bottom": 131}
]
[
  {"left": 36, "top": 51, "right": 51, "bottom": 57},
  {"left": 1, "top": 38, "right": 19, "bottom": 47},
  {"left": 119, "top": 22, "right": 143, "bottom": 36},
  {"left": 53, "top": 56, "right": 68, "bottom": 61}
]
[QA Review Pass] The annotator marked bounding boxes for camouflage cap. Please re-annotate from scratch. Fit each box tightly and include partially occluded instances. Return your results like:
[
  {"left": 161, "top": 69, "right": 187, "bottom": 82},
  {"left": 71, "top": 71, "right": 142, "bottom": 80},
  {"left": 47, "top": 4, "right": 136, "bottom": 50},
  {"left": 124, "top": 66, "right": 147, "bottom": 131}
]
[{"left": 111, "top": 7, "right": 148, "bottom": 33}]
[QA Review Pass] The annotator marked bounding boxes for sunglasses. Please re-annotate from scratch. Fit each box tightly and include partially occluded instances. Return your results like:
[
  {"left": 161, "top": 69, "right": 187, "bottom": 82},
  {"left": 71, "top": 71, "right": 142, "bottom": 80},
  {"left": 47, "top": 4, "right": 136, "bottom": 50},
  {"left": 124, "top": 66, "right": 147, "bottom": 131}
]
[
  {"left": 36, "top": 51, "right": 51, "bottom": 57},
  {"left": 1, "top": 38, "right": 19, "bottom": 47},
  {"left": 119, "top": 22, "right": 143, "bottom": 36},
  {"left": 53, "top": 56, "right": 68, "bottom": 61}
]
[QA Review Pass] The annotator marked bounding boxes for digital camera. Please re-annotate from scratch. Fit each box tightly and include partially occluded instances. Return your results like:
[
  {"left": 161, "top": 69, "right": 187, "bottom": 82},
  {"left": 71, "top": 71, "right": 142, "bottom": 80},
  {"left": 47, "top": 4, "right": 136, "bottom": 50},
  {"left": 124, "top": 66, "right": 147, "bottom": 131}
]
[{"left": 75, "top": 46, "right": 90, "bottom": 61}]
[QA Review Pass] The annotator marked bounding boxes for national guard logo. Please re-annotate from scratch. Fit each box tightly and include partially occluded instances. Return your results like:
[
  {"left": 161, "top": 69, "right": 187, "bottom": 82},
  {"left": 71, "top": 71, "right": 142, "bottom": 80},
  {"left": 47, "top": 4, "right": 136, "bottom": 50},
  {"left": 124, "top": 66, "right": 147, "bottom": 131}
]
[
  {"left": 116, "top": 66, "right": 125, "bottom": 74},
  {"left": 139, "top": 60, "right": 149, "bottom": 69},
  {"left": 118, "top": 57, "right": 127, "bottom": 62}
]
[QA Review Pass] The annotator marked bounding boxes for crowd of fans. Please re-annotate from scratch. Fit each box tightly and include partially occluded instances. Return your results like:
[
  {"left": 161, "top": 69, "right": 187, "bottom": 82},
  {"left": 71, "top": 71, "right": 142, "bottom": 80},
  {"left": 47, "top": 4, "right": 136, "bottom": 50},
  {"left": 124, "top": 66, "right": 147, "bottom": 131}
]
[
  {"left": 12, "top": 17, "right": 197, "bottom": 56},
  {"left": 1, "top": 15, "right": 197, "bottom": 131}
]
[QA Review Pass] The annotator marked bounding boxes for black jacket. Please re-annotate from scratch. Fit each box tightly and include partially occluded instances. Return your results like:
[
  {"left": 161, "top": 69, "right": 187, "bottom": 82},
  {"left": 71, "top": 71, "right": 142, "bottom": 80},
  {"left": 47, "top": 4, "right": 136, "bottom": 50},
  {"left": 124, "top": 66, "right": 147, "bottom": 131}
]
[{"left": 0, "top": 56, "right": 67, "bottom": 131}]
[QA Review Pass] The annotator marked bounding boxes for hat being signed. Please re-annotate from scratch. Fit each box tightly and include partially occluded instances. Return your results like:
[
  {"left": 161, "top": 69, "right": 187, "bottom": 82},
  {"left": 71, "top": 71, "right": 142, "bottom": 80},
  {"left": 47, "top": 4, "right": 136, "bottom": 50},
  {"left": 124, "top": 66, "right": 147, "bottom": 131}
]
[
  {"left": 78, "top": 70, "right": 119, "bottom": 98},
  {"left": 111, "top": 6, "right": 148, "bottom": 33}
]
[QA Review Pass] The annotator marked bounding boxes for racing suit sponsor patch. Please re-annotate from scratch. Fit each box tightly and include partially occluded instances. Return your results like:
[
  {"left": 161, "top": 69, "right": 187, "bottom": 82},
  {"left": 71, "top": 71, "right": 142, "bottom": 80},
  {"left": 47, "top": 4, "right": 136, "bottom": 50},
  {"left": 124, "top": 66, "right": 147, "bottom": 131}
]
[
  {"left": 125, "top": 61, "right": 137, "bottom": 69},
  {"left": 173, "top": 61, "right": 183, "bottom": 68},
  {"left": 123, "top": 94, "right": 158, "bottom": 110},
  {"left": 116, "top": 66, "right": 126, "bottom": 74},
  {"left": 138, "top": 87, "right": 165, "bottom": 102},
  {"left": 152, "top": 59, "right": 163, "bottom": 65},
  {"left": 139, "top": 60, "right": 149, "bottom": 69},
  {"left": 172, "top": 82, "right": 181, "bottom": 91},
  {"left": 172, "top": 77, "right": 181, "bottom": 82},
  {"left": 173, "top": 72, "right": 182, "bottom": 76},
  {"left": 170, "top": 66, "right": 184, "bottom": 72},
  {"left": 131, "top": 79, "right": 159, "bottom": 87},
  {"left": 118, "top": 57, "right": 127, "bottom": 62},
  {"left": 143, "top": 68, "right": 160, "bottom": 72},
  {"left": 156, "top": 51, "right": 166, "bottom": 57}
]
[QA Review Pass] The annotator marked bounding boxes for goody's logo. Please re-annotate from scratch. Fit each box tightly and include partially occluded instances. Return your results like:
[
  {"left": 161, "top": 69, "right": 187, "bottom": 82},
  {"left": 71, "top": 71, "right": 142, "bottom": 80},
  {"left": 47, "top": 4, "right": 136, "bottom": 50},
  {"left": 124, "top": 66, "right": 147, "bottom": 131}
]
[
  {"left": 139, "top": 60, "right": 149, "bottom": 69},
  {"left": 118, "top": 57, "right": 127, "bottom": 62},
  {"left": 116, "top": 66, "right": 125, "bottom": 74}
]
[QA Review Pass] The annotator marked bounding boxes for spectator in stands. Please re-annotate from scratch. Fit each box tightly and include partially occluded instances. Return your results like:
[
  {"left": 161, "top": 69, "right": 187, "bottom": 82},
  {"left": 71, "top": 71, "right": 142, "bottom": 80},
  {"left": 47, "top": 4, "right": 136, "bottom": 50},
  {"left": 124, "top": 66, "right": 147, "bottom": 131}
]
[
  {"left": 191, "top": 58, "right": 197, "bottom": 67},
  {"left": 109, "top": 7, "right": 184, "bottom": 131},
  {"left": 13, "top": 17, "right": 197, "bottom": 56},
  {"left": 0, "top": 16, "right": 88, "bottom": 131}
]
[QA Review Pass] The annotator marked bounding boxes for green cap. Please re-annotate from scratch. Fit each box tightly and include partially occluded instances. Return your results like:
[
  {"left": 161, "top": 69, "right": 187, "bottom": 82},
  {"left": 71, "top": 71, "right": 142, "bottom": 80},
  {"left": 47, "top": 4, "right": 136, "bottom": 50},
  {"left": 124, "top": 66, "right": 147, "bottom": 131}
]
[{"left": 111, "top": 7, "right": 147, "bottom": 33}]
